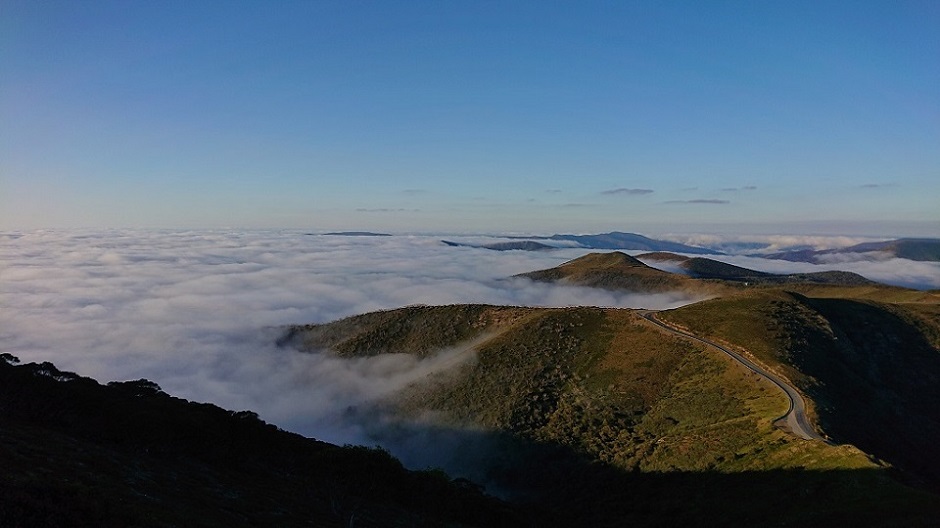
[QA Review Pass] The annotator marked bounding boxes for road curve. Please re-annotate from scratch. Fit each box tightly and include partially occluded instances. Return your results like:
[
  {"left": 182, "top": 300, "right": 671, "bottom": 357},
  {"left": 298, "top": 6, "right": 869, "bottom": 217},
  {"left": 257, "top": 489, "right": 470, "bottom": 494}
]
[{"left": 638, "top": 310, "right": 827, "bottom": 442}]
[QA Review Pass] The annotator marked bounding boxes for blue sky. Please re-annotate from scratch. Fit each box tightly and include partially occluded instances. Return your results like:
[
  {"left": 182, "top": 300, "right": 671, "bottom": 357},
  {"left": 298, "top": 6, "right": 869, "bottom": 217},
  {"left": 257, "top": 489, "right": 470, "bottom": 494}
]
[{"left": 2, "top": 1, "right": 938, "bottom": 235}]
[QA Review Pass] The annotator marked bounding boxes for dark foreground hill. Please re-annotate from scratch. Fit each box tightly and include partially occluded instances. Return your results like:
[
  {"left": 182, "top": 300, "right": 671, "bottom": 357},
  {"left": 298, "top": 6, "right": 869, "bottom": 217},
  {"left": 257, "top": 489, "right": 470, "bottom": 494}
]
[
  {"left": 287, "top": 304, "right": 940, "bottom": 526},
  {"left": 0, "top": 354, "right": 518, "bottom": 528}
]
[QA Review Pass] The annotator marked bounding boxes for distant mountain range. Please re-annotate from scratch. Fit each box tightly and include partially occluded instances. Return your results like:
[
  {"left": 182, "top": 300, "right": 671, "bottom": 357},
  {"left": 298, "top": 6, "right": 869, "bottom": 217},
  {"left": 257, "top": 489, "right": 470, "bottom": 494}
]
[
  {"left": 758, "top": 238, "right": 940, "bottom": 263},
  {"left": 442, "top": 240, "right": 556, "bottom": 251},
  {"left": 443, "top": 231, "right": 717, "bottom": 254},
  {"left": 320, "top": 231, "right": 392, "bottom": 237}
]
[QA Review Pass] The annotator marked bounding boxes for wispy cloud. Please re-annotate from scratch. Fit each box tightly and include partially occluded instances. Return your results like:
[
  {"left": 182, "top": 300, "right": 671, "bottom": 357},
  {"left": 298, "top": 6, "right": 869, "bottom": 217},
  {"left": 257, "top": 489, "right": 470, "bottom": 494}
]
[
  {"left": 858, "top": 183, "right": 899, "bottom": 189},
  {"left": 721, "top": 186, "right": 757, "bottom": 192},
  {"left": 355, "top": 208, "right": 421, "bottom": 212},
  {"left": 600, "top": 188, "right": 654, "bottom": 196},
  {"left": 664, "top": 199, "right": 730, "bottom": 204}
]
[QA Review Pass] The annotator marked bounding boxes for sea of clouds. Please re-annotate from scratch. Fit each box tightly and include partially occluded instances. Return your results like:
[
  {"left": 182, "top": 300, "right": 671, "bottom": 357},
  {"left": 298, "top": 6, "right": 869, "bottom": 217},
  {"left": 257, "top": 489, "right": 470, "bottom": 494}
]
[
  {"left": 2, "top": 229, "right": 937, "bottom": 462},
  {"left": 0, "top": 230, "right": 693, "bottom": 444}
]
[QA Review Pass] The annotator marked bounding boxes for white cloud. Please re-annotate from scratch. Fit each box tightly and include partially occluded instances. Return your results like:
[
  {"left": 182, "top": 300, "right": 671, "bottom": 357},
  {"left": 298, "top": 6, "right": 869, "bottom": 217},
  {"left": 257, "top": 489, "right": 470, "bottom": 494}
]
[{"left": 0, "top": 229, "right": 700, "bottom": 449}]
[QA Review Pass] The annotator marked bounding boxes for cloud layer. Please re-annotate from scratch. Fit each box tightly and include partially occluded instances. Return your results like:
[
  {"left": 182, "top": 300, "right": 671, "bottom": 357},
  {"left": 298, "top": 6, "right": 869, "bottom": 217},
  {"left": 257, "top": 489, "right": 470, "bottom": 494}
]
[
  {"left": 0, "top": 230, "right": 698, "bottom": 448},
  {"left": 3, "top": 229, "right": 936, "bottom": 469}
]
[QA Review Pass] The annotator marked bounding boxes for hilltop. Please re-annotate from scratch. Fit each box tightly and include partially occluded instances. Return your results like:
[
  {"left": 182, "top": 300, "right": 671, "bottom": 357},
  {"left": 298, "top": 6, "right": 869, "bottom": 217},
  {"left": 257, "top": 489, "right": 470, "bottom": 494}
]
[
  {"left": 513, "top": 251, "right": 726, "bottom": 296},
  {"left": 514, "top": 251, "right": 887, "bottom": 299}
]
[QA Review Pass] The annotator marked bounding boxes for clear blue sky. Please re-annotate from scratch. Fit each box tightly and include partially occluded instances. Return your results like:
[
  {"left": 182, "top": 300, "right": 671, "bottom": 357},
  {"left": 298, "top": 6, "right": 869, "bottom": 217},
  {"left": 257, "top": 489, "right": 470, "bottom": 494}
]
[{"left": 2, "top": 1, "right": 938, "bottom": 235}]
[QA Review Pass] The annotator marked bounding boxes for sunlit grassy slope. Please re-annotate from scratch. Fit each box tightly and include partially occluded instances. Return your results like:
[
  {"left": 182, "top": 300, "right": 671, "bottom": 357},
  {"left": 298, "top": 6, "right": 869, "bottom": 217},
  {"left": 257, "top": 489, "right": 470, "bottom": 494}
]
[
  {"left": 292, "top": 305, "right": 867, "bottom": 471},
  {"left": 289, "top": 303, "right": 940, "bottom": 525},
  {"left": 660, "top": 289, "right": 940, "bottom": 488}
]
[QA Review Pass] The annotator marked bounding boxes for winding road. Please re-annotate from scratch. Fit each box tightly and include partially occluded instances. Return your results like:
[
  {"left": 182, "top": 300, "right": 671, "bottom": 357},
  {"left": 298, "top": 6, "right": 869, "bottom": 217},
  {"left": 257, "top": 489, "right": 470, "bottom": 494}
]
[{"left": 639, "top": 310, "right": 827, "bottom": 442}]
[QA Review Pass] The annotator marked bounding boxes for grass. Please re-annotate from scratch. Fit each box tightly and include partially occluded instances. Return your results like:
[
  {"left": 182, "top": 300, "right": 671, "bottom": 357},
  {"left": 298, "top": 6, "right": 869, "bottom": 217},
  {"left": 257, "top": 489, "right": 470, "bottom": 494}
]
[
  {"left": 660, "top": 289, "right": 940, "bottom": 489},
  {"left": 291, "top": 304, "right": 889, "bottom": 477}
]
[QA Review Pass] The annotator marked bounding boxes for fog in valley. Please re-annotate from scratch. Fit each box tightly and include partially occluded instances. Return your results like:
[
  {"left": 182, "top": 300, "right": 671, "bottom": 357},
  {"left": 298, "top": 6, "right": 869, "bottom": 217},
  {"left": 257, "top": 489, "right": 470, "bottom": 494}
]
[{"left": 2, "top": 229, "right": 938, "bottom": 467}]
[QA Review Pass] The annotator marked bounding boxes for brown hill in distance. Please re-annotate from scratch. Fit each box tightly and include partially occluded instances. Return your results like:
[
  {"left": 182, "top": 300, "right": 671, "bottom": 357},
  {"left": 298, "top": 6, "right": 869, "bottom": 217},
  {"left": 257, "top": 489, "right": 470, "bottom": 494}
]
[
  {"left": 638, "top": 251, "right": 876, "bottom": 286},
  {"left": 514, "top": 251, "right": 728, "bottom": 296}
]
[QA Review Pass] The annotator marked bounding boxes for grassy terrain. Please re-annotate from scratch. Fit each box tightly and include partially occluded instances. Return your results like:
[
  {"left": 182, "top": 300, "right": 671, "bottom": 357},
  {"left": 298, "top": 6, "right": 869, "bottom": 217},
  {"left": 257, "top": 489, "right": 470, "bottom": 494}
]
[
  {"left": 661, "top": 289, "right": 940, "bottom": 489},
  {"left": 289, "top": 303, "right": 940, "bottom": 525}
]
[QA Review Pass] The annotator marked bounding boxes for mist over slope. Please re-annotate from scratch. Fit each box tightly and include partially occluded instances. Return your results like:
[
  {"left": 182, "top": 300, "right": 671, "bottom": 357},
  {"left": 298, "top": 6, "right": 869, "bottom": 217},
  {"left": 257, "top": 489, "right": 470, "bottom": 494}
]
[{"left": 1, "top": 230, "right": 700, "bottom": 444}]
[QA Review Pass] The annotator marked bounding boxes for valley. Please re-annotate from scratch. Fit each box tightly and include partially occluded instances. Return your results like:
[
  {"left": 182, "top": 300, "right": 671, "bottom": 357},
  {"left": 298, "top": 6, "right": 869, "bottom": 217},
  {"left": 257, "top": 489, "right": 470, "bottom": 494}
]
[
  {"left": 282, "top": 251, "right": 940, "bottom": 524},
  {"left": 4, "top": 246, "right": 939, "bottom": 526}
]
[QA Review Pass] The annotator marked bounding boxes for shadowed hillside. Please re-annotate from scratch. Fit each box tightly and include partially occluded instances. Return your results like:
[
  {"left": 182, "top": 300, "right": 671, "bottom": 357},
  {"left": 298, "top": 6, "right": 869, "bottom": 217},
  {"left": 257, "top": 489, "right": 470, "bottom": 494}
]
[
  {"left": 661, "top": 292, "right": 940, "bottom": 489},
  {"left": 0, "top": 355, "right": 518, "bottom": 528}
]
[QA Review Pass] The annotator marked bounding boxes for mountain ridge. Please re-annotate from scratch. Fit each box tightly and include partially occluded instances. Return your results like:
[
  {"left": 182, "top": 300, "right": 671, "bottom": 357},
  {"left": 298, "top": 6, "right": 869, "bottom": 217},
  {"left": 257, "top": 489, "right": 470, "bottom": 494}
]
[
  {"left": 759, "top": 237, "right": 940, "bottom": 263},
  {"left": 442, "top": 231, "right": 718, "bottom": 253}
]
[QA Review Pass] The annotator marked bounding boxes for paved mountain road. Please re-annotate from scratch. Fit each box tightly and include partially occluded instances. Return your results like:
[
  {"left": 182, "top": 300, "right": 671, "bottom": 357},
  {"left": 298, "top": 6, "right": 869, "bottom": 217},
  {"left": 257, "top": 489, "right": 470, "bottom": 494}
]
[{"left": 639, "top": 310, "right": 827, "bottom": 442}]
